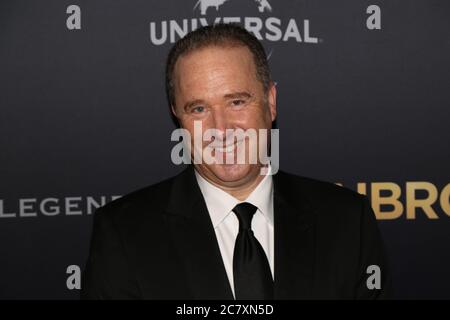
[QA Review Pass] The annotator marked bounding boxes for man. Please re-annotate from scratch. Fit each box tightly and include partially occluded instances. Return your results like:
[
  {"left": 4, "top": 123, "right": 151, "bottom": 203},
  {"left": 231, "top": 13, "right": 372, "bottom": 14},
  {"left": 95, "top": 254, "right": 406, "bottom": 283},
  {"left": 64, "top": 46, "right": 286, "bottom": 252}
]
[{"left": 81, "top": 24, "right": 391, "bottom": 299}]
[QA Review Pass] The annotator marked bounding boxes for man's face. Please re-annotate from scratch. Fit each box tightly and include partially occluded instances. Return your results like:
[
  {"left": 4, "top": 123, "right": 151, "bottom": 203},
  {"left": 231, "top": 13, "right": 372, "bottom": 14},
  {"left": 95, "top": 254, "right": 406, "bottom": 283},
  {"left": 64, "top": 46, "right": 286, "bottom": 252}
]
[{"left": 172, "top": 45, "right": 277, "bottom": 189}]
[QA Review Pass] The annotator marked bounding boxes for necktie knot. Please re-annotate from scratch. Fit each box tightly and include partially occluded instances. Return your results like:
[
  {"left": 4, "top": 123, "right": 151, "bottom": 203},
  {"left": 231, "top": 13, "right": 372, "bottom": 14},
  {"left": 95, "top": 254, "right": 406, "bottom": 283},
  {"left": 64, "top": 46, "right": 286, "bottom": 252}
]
[{"left": 232, "top": 202, "right": 257, "bottom": 231}]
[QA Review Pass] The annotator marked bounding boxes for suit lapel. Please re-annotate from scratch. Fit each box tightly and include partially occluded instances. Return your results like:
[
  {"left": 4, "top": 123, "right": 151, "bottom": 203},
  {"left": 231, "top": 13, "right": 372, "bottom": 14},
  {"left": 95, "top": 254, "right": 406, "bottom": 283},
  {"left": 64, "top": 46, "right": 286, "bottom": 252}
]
[
  {"left": 273, "top": 171, "right": 317, "bottom": 299},
  {"left": 164, "top": 166, "right": 234, "bottom": 299},
  {"left": 163, "top": 167, "right": 316, "bottom": 299}
]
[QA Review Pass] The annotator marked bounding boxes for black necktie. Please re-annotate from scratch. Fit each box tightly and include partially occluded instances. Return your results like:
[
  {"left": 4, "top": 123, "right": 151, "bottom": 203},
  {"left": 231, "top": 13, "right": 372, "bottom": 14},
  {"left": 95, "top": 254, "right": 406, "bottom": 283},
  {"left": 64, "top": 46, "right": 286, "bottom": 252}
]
[{"left": 232, "top": 202, "right": 274, "bottom": 300}]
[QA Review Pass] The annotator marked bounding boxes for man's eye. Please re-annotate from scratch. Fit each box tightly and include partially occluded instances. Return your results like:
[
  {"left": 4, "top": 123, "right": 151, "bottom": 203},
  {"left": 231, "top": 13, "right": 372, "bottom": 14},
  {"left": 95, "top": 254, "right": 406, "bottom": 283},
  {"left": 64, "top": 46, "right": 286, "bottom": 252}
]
[
  {"left": 192, "top": 106, "right": 205, "bottom": 113},
  {"left": 231, "top": 99, "right": 245, "bottom": 106}
]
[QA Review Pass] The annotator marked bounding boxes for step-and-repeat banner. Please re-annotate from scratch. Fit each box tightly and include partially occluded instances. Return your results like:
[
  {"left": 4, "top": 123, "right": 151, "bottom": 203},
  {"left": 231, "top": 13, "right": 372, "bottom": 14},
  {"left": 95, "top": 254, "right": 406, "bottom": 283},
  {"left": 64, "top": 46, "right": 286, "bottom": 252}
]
[{"left": 0, "top": 0, "right": 449, "bottom": 299}]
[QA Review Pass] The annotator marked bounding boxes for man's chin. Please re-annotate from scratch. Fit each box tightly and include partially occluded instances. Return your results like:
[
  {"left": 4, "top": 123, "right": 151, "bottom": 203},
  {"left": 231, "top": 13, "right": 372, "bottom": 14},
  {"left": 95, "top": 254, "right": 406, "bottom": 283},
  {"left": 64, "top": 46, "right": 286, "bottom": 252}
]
[{"left": 201, "top": 163, "right": 257, "bottom": 186}]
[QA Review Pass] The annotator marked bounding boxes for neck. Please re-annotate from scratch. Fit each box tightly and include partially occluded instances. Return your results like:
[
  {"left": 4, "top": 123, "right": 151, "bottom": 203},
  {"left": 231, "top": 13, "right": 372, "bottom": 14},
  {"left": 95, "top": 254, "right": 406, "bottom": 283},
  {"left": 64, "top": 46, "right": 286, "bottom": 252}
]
[{"left": 223, "top": 174, "right": 265, "bottom": 201}]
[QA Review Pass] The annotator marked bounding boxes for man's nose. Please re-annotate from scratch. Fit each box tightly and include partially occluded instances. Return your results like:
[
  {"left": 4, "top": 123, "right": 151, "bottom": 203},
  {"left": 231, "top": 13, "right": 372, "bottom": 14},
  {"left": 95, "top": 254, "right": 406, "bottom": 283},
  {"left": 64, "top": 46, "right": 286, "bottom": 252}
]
[{"left": 210, "top": 107, "right": 232, "bottom": 139}]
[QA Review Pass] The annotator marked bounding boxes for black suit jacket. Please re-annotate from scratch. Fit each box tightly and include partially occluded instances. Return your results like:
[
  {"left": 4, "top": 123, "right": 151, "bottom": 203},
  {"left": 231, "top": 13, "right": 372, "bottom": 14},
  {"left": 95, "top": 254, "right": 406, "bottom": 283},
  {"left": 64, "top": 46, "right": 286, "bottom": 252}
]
[{"left": 81, "top": 166, "right": 391, "bottom": 299}]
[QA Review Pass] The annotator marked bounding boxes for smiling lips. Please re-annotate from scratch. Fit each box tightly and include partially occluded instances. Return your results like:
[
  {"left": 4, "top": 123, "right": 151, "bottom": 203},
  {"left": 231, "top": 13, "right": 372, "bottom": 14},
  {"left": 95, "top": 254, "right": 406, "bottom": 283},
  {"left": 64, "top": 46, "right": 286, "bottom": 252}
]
[{"left": 208, "top": 139, "right": 245, "bottom": 154}]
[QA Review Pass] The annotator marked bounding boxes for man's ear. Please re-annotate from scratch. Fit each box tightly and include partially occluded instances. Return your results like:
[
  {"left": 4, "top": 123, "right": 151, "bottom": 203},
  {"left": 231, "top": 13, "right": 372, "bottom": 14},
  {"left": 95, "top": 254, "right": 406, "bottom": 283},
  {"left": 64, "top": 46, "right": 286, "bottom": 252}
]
[
  {"left": 267, "top": 82, "right": 277, "bottom": 122},
  {"left": 171, "top": 105, "right": 177, "bottom": 117},
  {"left": 170, "top": 105, "right": 182, "bottom": 128}
]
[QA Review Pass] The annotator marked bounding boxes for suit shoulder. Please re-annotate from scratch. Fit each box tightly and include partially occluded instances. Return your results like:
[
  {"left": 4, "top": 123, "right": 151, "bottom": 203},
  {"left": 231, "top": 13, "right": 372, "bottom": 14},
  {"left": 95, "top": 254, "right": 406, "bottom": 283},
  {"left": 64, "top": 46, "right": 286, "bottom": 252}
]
[
  {"left": 94, "top": 173, "right": 177, "bottom": 223},
  {"left": 276, "top": 170, "right": 365, "bottom": 210},
  {"left": 276, "top": 171, "right": 369, "bottom": 230}
]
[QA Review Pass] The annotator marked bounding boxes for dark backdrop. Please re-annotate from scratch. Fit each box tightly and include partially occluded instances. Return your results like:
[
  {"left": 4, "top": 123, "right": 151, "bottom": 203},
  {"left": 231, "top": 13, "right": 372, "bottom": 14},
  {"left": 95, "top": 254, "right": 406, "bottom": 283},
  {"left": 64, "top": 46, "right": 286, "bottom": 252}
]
[{"left": 0, "top": 0, "right": 449, "bottom": 299}]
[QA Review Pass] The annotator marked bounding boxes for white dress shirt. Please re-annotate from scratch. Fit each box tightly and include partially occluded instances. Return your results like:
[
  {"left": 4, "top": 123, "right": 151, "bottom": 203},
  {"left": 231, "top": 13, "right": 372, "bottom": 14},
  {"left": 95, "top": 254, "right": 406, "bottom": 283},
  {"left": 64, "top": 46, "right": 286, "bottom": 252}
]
[{"left": 194, "top": 169, "right": 274, "bottom": 298}]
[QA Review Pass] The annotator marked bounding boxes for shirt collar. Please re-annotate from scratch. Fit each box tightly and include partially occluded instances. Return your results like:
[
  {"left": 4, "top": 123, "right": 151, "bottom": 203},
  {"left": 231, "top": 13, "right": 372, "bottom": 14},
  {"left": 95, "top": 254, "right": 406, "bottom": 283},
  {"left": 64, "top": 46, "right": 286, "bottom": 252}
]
[{"left": 194, "top": 167, "right": 274, "bottom": 228}]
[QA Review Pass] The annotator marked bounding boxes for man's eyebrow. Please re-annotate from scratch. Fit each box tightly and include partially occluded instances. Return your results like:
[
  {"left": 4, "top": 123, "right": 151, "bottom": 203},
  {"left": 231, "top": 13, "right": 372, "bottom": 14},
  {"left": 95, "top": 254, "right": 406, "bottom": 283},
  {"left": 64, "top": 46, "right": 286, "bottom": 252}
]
[
  {"left": 223, "top": 92, "right": 253, "bottom": 100},
  {"left": 183, "top": 92, "right": 252, "bottom": 110},
  {"left": 183, "top": 99, "right": 206, "bottom": 111}
]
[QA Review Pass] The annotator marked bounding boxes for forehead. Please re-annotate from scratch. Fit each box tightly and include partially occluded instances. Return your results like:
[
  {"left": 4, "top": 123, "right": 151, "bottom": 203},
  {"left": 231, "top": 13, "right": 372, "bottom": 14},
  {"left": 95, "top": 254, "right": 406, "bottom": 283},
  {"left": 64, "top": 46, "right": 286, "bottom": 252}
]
[{"left": 173, "top": 45, "right": 260, "bottom": 98}]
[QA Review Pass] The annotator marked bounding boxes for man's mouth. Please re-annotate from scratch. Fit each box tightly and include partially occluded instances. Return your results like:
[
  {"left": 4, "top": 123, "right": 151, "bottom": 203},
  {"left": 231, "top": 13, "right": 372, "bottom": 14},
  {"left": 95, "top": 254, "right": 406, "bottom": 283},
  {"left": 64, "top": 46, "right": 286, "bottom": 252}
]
[{"left": 208, "top": 139, "right": 244, "bottom": 154}]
